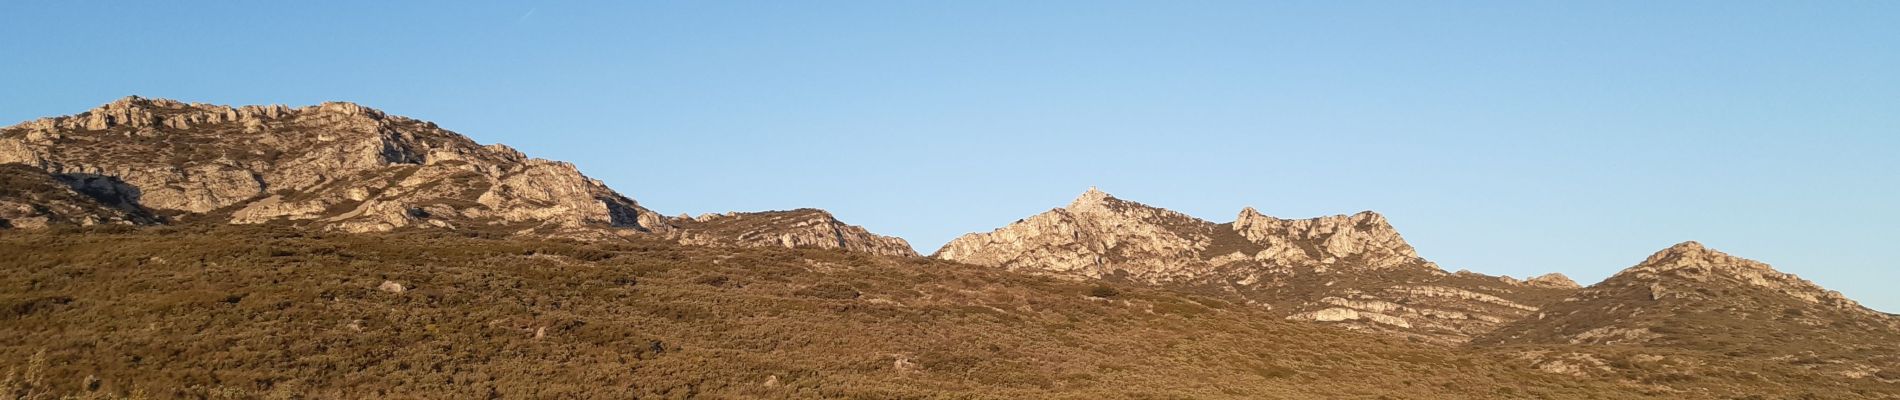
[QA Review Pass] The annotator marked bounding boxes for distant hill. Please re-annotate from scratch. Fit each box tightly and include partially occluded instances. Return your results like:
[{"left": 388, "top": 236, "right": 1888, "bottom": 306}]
[
  {"left": 934, "top": 188, "right": 1580, "bottom": 344},
  {"left": 1478, "top": 242, "right": 1900, "bottom": 387}
]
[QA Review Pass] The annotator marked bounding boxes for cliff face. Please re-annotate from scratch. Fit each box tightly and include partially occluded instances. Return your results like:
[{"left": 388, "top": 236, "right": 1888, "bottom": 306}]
[
  {"left": 935, "top": 188, "right": 1579, "bottom": 343},
  {"left": 0, "top": 97, "right": 911, "bottom": 256}
]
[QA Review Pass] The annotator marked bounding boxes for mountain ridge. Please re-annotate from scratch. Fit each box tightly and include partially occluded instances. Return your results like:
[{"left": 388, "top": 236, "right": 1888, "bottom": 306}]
[{"left": 0, "top": 96, "right": 910, "bottom": 255}]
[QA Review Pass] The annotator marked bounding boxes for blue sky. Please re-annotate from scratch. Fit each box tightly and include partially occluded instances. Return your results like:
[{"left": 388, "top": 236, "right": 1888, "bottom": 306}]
[{"left": 4, "top": 2, "right": 1896, "bottom": 311}]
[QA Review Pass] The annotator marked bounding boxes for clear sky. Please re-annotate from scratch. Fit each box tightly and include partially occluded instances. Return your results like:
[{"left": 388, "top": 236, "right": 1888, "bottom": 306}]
[{"left": 4, "top": 2, "right": 1896, "bottom": 311}]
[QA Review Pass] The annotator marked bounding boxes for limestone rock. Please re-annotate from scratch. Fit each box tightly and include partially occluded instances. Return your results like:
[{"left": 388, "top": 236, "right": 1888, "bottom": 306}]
[
  {"left": 378, "top": 280, "right": 407, "bottom": 294},
  {"left": 668, "top": 208, "right": 917, "bottom": 257}
]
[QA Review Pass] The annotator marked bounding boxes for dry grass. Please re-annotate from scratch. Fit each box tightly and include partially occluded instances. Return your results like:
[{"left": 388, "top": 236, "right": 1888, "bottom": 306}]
[{"left": 0, "top": 225, "right": 1890, "bottom": 399}]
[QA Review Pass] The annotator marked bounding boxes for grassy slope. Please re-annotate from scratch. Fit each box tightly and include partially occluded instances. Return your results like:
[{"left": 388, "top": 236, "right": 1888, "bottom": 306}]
[{"left": 0, "top": 226, "right": 1882, "bottom": 399}]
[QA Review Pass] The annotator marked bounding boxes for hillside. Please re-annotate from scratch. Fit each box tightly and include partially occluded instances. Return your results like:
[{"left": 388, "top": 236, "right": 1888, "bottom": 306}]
[
  {"left": 935, "top": 188, "right": 1580, "bottom": 344},
  {"left": 5, "top": 227, "right": 1893, "bottom": 399},
  {"left": 1478, "top": 242, "right": 1900, "bottom": 388}
]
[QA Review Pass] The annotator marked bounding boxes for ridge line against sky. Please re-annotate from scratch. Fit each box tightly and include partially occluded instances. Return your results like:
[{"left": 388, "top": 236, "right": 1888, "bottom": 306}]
[{"left": 2, "top": 2, "right": 1895, "bottom": 311}]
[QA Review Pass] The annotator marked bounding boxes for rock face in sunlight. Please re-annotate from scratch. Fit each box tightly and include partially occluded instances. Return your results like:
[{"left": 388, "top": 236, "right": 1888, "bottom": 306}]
[
  {"left": 934, "top": 187, "right": 1579, "bottom": 344},
  {"left": 668, "top": 208, "right": 918, "bottom": 257},
  {"left": 0, "top": 96, "right": 665, "bottom": 233},
  {"left": 0, "top": 96, "right": 908, "bottom": 255}
]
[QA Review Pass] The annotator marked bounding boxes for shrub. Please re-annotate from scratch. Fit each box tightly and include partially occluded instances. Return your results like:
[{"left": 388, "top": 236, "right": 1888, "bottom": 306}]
[{"left": 794, "top": 283, "right": 860, "bottom": 300}]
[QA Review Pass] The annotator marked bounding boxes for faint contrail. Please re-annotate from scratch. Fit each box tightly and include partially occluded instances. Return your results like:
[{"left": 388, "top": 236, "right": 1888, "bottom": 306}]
[{"left": 517, "top": 8, "right": 537, "bottom": 23}]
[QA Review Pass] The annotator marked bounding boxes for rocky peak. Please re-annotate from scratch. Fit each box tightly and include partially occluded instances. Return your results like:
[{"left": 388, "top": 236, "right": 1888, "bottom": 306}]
[
  {"left": 2, "top": 96, "right": 665, "bottom": 233},
  {"left": 1067, "top": 186, "right": 1114, "bottom": 210},
  {"left": 667, "top": 208, "right": 917, "bottom": 257},
  {"left": 1231, "top": 208, "right": 1421, "bottom": 269},
  {"left": 1480, "top": 244, "right": 1896, "bottom": 358},
  {"left": 1633, "top": 241, "right": 1771, "bottom": 274},
  {"left": 1524, "top": 273, "right": 1581, "bottom": 289},
  {"left": 934, "top": 188, "right": 1215, "bottom": 279},
  {"left": 1614, "top": 241, "right": 1863, "bottom": 310}
]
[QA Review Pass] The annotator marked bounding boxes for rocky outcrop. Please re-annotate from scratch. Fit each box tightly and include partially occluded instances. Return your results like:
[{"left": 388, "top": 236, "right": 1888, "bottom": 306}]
[
  {"left": 934, "top": 188, "right": 1578, "bottom": 343},
  {"left": 1522, "top": 273, "right": 1581, "bottom": 289},
  {"left": 0, "top": 163, "right": 157, "bottom": 229},
  {"left": 934, "top": 188, "right": 1215, "bottom": 279},
  {"left": 1481, "top": 241, "right": 1898, "bottom": 346},
  {"left": 1230, "top": 206, "right": 1423, "bottom": 269},
  {"left": 667, "top": 209, "right": 918, "bottom": 257},
  {"left": 0, "top": 96, "right": 666, "bottom": 234}
]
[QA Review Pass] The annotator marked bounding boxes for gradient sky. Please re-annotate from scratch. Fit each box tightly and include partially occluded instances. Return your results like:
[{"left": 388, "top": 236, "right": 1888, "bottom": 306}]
[{"left": 4, "top": 2, "right": 1896, "bottom": 311}]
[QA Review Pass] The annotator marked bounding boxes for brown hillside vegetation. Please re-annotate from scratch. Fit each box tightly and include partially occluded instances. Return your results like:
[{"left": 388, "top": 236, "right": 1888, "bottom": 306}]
[
  {"left": 1477, "top": 242, "right": 1900, "bottom": 397},
  {"left": 1, "top": 227, "right": 1895, "bottom": 399}
]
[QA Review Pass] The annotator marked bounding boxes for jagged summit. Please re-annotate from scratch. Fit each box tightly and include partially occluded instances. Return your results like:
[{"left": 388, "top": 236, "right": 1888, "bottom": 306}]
[
  {"left": 1070, "top": 186, "right": 1110, "bottom": 206},
  {"left": 1065, "top": 186, "right": 1151, "bottom": 214}
]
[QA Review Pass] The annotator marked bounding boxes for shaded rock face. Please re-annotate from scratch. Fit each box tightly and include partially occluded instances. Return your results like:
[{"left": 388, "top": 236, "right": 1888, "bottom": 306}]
[
  {"left": 934, "top": 188, "right": 1578, "bottom": 343},
  {"left": 1477, "top": 242, "right": 1900, "bottom": 381},
  {"left": 0, "top": 96, "right": 666, "bottom": 234},
  {"left": 667, "top": 209, "right": 918, "bottom": 257},
  {"left": 0, "top": 163, "right": 157, "bottom": 229}
]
